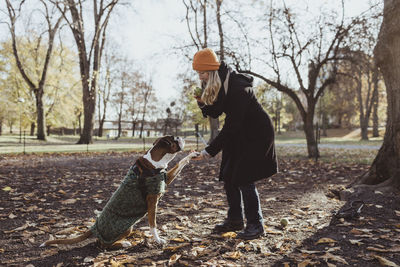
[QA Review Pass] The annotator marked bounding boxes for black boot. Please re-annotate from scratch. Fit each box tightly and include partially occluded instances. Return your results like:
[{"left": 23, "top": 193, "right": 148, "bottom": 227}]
[
  {"left": 236, "top": 224, "right": 265, "bottom": 240},
  {"left": 213, "top": 219, "right": 244, "bottom": 233}
]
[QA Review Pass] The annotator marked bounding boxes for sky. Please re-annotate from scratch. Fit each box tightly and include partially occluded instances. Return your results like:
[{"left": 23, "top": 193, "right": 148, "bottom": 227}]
[
  {"left": 108, "top": 0, "right": 378, "bottom": 103},
  {"left": 109, "top": 0, "right": 189, "bottom": 104},
  {"left": 0, "top": 0, "right": 379, "bottom": 104}
]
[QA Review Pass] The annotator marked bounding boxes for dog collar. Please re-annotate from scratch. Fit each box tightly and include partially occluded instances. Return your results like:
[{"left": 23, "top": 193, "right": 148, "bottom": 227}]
[{"left": 143, "top": 148, "right": 176, "bottom": 169}]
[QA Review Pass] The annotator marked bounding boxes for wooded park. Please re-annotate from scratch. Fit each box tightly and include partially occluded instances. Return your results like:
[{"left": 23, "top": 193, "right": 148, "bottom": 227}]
[{"left": 0, "top": 0, "right": 399, "bottom": 266}]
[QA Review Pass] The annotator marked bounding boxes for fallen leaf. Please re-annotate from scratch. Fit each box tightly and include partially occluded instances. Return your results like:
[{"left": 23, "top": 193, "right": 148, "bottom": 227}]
[
  {"left": 373, "top": 255, "right": 399, "bottom": 267},
  {"left": 315, "top": 238, "right": 336, "bottom": 245},
  {"left": 349, "top": 239, "right": 363, "bottom": 246},
  {"left": 265, "top": 228, "right": 283, "bottom": 235},
  {"left": 175, "top": 224, "right": 185, "bottom": 230},
  {"left": 4, "top": 222, "right": 36, "bottom": 233},
  {"left": 221, "top": 232, "right": 237, "bottom": 238},
  {"left": 168, "top": 254, "right": 181, "bottom": 266},
  {"left": 298, "top": 259, "right": 312, "bottom": 267},
  {"left": 171, "top": 237, "right": 185, "bottom": 243},
  {"left": 40, "top": 248, "right": 58, "bottom": 258},
  {"left": 8, "top": 213, "right": 17, "bottom": 219},
  {"left": 2, "top": 186, "right": 12, "bottom": 192},
  {"left": 163, "top": 243, "right": 189, "bottom": 252},
  {"left": 190, "top": 246, "right": 207, "bottom": 257},
  {"left": 299, "top": 249, "right": 321, "bottom": 254},
  {"left": 367, "top": 245, "right": 400, "bottom": 253},
  {"left": 321, "top": 252, "right": 348, "bottom": 265},
  {"left": 223, "top": 251, "right": 242, "bottom": 260},
  {"left": 84, "top": 256, "right": 94, "bottom": 263},
  {"left": 61, "top": 198, "right": 77, "bottom": 204}
]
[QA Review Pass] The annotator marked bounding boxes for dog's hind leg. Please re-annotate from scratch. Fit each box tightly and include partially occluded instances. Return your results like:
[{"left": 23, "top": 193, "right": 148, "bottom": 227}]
[{"left": 105, "top": 227, "right": 134, "bottom": 249}]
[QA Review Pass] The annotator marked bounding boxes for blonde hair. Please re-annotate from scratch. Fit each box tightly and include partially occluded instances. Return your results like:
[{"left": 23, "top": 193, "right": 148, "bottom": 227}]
[{"left": 201, "top": 70, "right": 222, "bottom": 105}]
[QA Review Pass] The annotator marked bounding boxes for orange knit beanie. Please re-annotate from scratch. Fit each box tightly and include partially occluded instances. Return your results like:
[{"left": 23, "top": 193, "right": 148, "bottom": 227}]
[{"left": 192, "top": 48, "right": 220, "bottom": 71}]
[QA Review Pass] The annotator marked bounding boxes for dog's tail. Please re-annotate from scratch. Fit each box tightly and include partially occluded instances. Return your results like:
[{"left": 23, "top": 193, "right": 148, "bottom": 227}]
[{"left": 40, "top": 230, "right": 92, "bottom": 247}]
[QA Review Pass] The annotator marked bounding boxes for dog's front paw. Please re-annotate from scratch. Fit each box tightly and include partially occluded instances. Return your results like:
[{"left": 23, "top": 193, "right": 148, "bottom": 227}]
[
  {"left": 150, "top": 228, "right": 166, "bottom": 245},
  {"left": 154, "top": 237, "right": 167, "bottom": 245}
]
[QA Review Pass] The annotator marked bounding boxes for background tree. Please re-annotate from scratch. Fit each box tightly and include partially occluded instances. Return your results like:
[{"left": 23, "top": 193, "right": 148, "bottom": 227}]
[
  {"left": 136, "top": 75, "right": 156, "bottom": 138},
  {"left": 4, "top": 0, "right": 64, "bottom": 140},
  {"left": 235, "top": 2, "right": 371, "bottom": 158},
  {"left": 183, "top": 0, "right": 220, "bottom": 143},
  {"left": 355, "top": 0, "right": 400, "bottom": 189},
  {"left": 127, "top": 71, "right": 142, "bottom": 137},
  {"left": 112, "top": 58, "right": 132, "bottom": 139},
  {"left": 0, "top": 37, "right": 81, "bottom": 137},
  {"left": 52, "top": 0, "right": 121, "bottom": 144},
  {"left": 97, "top": 47, "right": 118, "bottom": 137}
]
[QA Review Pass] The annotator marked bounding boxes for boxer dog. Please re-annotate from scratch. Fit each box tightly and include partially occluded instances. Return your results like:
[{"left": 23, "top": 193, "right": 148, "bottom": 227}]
[{"left": 40, "top": 135, "right": 199, "bottom": 249}]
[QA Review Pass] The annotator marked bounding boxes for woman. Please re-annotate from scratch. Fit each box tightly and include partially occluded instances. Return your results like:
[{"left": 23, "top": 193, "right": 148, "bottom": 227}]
[{"left": 192, "top": 48, "right": 278, "bottom": 240}]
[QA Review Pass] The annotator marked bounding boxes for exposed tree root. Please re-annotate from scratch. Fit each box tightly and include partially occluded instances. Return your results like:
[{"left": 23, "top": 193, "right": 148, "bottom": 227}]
[{"left": 341, "top": 173, "right": 400, "bottom": 200}]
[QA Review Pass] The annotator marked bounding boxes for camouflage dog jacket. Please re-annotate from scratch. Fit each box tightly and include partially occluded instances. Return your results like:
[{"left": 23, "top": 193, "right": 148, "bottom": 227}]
[{"left": 90, "top": 165, "right": 167, "bottom": 245}]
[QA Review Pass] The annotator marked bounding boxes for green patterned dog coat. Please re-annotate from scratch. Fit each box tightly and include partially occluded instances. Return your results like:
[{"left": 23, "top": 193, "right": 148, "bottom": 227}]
[{"left": 90, "top": 165, "right": 167, "bottom": 245}]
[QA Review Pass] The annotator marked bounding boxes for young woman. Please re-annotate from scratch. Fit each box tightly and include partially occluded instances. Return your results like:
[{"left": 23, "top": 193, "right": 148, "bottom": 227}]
[{"left": 192, "top": 48, "right": 278, "bottom": 240}]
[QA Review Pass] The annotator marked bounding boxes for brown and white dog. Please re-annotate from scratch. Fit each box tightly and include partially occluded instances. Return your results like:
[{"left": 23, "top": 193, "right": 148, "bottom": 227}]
[{"left": 40, "top": 135, "right": 198, "bottom": 249}]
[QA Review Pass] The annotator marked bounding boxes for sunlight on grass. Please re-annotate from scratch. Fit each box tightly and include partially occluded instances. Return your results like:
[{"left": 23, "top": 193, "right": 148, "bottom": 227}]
[
  {"left": 0, "top": 131, "right": 381, "bottom": 164},
  {"left": 276, "top": 146, "right": 378, "bottom": 164}
]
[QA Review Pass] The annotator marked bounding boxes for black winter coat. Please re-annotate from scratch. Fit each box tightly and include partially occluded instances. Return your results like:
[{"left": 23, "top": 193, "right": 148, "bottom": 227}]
[{"left": 200, "top": 62, "right": 278, "bottom": 186}]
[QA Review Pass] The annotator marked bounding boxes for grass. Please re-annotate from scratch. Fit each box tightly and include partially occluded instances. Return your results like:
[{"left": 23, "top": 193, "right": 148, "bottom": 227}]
[{"left": 0, "top": 129, "right": 382, "bottom": 164}]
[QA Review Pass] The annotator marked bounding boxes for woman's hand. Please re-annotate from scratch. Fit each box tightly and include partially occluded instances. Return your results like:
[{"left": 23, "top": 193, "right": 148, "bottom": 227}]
[
  {"left": 194, "top": 95, "right": 205, "bottom": 106},
  {"left": 191, "top": 149, "right": 211, "bottom": 160}
]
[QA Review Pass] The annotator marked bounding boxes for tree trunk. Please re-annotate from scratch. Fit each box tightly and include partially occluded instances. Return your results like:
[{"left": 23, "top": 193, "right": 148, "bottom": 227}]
[
  {"left": 132, "top": 122, "right": 136, "bottom": 137},
  {"left": 356, "top": 0, "right": 400, "bottom": 188},
  {"left": 117, "top": 112, "right": 122, "bottom": 139},
  {"left": 35, "top": 90, "right": 46, "bottom": 140},
  {"left": 372, "top": 69, "right": 380, "bottom": 137},
  {"left": 30, "top": 122, "right": 35, "bottom": 136},
  {"left": 304, "top": 112, "right": 319, "bottom": 158},
  {"left": 98, "top": 114, "right": 105, "bottom": 138},
  {"left": 78, "top": 86, "right": 96, "bottom": 144},
  {"left": 77, "top": 112, "right": 82, "bottom": 135},
  {"left": 322, "top": 111, "right": 328, "bottom": 137}
]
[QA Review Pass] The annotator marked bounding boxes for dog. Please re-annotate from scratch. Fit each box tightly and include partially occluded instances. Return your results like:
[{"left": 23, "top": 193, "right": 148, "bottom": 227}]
[{"left": 40, "top": 135, "right": 199, "bottom": 249}]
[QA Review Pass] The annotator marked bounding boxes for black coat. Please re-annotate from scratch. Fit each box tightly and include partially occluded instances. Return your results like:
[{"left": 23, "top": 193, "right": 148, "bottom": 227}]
[{"left": 200, "top": 62, "right": 278, "bottom": 186}]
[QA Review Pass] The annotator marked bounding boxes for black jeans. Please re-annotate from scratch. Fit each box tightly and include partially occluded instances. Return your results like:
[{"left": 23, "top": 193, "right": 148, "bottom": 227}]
[{"left": 224, "top": 182, "right": 263, "bottom": 227}]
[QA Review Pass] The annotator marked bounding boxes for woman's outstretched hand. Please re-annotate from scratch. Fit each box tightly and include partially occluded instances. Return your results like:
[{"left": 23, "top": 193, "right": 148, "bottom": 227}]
[{"left": 191, "top": 150, "right": 210, "bottom": 160}]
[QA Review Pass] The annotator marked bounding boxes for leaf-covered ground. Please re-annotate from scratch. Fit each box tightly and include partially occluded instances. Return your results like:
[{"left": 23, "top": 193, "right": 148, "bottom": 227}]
[{"left": 0, "top": 152, "right": 399, "bottom": 266}]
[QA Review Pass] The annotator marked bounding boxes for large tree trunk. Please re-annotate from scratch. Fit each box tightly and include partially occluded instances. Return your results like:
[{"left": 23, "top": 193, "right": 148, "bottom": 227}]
[
  {"left": 35, "top": 90, "right": 46, "bottom": 140},
  {"left": 304, "top": 111, "right": 319, "bottom": 159},
  {"left": 355, "top": 0, "right": 400, "bottom": 189},
  {"left": 79, "top": 86, "right": 96, "bottom": 144}
]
